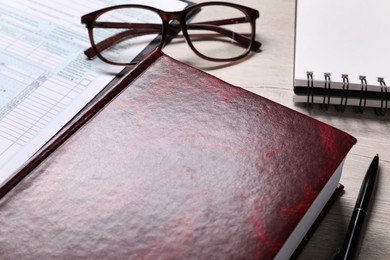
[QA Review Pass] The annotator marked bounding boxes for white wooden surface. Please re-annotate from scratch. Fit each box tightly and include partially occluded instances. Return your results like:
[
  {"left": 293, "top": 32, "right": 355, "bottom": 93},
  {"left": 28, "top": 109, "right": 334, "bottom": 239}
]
[{"left": 164, "top": 0, "right": 390, "bottom": 259}]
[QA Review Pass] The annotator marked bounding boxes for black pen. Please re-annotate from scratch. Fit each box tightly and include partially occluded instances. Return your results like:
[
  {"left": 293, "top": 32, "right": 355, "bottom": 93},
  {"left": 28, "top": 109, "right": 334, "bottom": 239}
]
[{"left": 334, "top": 154, "right": 379, "bottom": 260}]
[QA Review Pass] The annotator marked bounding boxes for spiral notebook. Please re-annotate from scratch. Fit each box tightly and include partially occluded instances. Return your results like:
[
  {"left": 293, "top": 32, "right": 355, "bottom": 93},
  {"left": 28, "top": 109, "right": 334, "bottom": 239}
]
[{"left": 293, "top": 0, "right": 390, "bottom": 114}]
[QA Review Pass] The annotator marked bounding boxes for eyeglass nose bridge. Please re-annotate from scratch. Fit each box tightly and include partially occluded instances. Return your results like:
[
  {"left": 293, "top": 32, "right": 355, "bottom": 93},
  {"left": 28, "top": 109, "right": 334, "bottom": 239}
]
[{"left": 158, "top": 11, "right": 188, "bottom": 49}]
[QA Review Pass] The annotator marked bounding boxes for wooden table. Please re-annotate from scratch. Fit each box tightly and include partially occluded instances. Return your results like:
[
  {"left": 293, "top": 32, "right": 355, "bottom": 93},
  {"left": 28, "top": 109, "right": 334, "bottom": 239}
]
[
  {"left": 164, "top": 0, "right": 390, "bottom": 259},
  {"left": 1, "top": 0, "right": 388, "bottom": 259}
]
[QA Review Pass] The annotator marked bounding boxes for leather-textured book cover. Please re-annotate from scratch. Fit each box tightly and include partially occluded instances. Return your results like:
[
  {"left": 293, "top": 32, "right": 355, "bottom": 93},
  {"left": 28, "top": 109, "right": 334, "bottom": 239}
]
[{"left": 0, "top": 50, "right": 356, "bottom": 259}]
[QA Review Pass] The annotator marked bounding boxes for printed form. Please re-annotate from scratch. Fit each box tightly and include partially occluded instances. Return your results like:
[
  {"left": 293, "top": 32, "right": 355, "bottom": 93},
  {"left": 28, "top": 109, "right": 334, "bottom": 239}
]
[{"left": 0, "top": 0, "right": 188, "bottom": 187}]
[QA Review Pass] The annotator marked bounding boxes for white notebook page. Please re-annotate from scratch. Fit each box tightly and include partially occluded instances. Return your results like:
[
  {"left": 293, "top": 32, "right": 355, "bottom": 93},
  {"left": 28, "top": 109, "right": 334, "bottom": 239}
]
[{"left": 294, "top": 0, "right": 390, "bottom": 89}]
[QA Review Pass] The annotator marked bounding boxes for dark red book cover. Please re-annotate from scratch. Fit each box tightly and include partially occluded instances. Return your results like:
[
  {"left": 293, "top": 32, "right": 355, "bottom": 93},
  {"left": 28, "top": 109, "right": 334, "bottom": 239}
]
[{"left": 0, "top": 50, "right": 356, "bottom": 259}]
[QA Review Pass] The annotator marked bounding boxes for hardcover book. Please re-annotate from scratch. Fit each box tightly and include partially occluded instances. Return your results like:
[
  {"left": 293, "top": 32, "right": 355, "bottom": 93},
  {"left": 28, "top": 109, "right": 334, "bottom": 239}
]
[{"left": 0, "top": 50, "right": 356, "bottom": 259}]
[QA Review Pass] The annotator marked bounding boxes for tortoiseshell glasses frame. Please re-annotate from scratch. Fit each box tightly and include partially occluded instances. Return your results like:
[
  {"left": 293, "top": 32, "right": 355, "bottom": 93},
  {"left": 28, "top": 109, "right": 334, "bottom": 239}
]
[{"left": 81, "top": 2, "right": 261, "bottom": 65}]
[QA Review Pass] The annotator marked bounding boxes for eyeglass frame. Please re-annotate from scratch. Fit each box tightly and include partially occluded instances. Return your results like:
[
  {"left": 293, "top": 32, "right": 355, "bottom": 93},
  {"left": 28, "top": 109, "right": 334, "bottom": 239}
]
[{"left": 81, "top": 1, "right": 262, "bottom": 65}]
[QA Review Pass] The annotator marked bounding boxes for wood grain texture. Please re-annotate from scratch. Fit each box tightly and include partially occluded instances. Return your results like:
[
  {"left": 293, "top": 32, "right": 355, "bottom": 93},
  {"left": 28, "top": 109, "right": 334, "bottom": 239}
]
[{"left": 165, "top": 0, "right": 390, "bottom": 259}]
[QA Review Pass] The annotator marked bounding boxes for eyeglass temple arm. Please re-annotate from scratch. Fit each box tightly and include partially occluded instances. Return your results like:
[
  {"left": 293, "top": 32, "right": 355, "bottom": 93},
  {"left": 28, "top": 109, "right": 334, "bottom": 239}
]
[
  {"left": 84, "top": 27, "right": 160, "bottom": 59},
  {"left": 84, "top": 18, "right": 261, "bottom": 59},
  {"left": 194, "top": 17, "right": 261, "bottom": 51},
  {"left": 186, "top": 25, "right": 261, "bottom": 52}
]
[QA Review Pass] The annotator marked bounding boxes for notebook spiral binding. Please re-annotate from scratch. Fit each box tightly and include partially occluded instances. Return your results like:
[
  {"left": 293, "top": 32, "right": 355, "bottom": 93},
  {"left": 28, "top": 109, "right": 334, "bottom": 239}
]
[
  {"left": 321, "top": 73, "right": 331, "bottom": 110},
  {"left": 306, "top": 71, "right": 314, "bottom": 108},
  {"left": 337, "top": 74, "right": 349, "bottom": 112},
  {"left": 376, "top": 77, "right": 388, "bottom": 116},
  {"left": 305, "top": 72, "right": 388, "bottom": 116},
  {"left": 355, "top": 76, "right": 368, "bottom": 114}
]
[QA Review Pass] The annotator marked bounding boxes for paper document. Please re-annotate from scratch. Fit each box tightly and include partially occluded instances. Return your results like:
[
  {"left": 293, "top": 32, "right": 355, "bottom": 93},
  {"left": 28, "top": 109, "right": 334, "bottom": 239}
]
[{"left": 0, "top": 0, "right": 188, "bottom": 187}]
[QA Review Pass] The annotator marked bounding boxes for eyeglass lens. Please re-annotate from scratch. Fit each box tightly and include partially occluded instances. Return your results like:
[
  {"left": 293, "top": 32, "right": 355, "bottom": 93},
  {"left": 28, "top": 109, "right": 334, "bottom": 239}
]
[
  {"left": 185, "top": 5, "right": 252, "bottom": 60},
  {"left": 92, "top": 7, "right": 163, "bottom": 64},
  {"left": 91, "top": 4, "right": 253, "bottom": 64}
]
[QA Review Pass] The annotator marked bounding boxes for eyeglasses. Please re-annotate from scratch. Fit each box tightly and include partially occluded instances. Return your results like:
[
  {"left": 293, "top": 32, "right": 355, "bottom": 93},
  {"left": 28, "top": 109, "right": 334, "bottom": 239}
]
[{"left": 81, "top": 2, "right": 261, "bottom": 65}]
